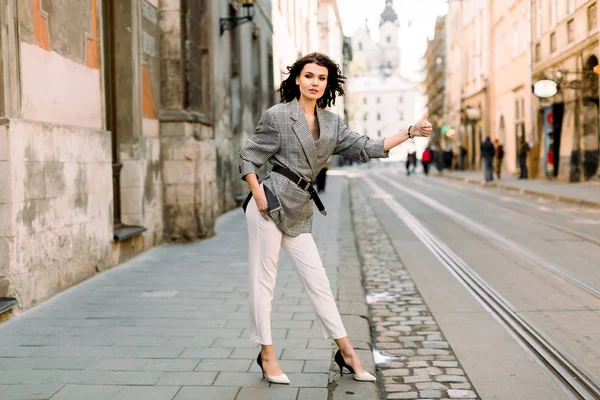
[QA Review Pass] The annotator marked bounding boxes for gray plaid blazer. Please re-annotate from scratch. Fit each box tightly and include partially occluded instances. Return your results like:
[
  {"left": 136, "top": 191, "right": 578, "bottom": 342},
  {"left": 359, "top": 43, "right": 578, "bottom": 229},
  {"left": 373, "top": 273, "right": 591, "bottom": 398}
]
[{"left": 240, "top": 98, "right": 388, "bottom": 236}]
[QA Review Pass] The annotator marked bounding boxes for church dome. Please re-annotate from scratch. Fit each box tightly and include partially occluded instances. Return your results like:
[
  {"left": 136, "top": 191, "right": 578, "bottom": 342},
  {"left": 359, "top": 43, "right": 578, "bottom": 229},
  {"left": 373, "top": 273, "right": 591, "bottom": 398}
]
[{"left": 380, "top": 0, "right": 398, "bottom": 26}]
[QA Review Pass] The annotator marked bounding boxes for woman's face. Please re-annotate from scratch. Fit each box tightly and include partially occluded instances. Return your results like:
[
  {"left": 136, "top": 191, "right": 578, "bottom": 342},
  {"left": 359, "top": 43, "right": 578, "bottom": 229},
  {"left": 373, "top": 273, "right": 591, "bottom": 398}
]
[{"left": 296, "top": 63, "right": 328, "bottom": 101}]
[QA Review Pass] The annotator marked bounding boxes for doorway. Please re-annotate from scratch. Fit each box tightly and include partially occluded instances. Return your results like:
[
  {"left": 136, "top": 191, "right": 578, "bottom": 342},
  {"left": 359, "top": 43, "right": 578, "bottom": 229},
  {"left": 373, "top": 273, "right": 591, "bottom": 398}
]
[{"left": 582, "top": 56, "right": 599, "bottom": 180}]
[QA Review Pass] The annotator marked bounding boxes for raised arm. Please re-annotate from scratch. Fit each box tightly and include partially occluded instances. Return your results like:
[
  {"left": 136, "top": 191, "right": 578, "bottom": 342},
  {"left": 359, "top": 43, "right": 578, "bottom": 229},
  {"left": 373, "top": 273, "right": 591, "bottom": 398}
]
[
  {"left": 332, "top": 116, "right": 388, "bottom": 162},
  {"left": 333, "top": 112, "right": 431, "bottom": 162}
]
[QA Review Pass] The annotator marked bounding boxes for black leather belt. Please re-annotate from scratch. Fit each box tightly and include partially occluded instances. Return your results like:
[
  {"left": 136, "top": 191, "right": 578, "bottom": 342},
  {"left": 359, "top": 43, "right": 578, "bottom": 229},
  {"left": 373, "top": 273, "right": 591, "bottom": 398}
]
[{"left": 272, "top": 165, "right": 327, "bottom": 216}]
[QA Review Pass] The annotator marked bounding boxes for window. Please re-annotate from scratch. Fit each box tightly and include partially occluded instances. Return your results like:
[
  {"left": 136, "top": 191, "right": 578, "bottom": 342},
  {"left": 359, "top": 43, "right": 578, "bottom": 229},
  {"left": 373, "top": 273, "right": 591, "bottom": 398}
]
[
  {"left": 377, "top": 113, "right": 381, "bottom": 121},
  {"left": 588, "top": 3, "right": 597, "bottom": 31},
  {"left": 387, "top": 36, "right": 391, "bottom": 43},
  {"left": 358, "top": 42, "right": 363, "bottom": 51},
  {"left": 363, "top": 112, "right": 368, "bottom": 121},
  {"left": 378, "top": 130, "right": 382, "bottom": 137},
  {"left": 567, "top": 19, "right": 574, "bottom": 42},
  {"left": 535, "top": 43, "right": 541, "bottom": 61},
  {"left": 363, "top": 97, "right": 367, "bottom": 104},
  {"left": 377, "top": 96, "right": 381, "bottom": 104},
  {"left": 550, "top": 32, "right": 556, "bottom": 53},
  {"left": 521, "top": 98, "right": 525, "bottom": 118},
  {"left": 515, "top": 100, "right": 520, "bottom": 119}
]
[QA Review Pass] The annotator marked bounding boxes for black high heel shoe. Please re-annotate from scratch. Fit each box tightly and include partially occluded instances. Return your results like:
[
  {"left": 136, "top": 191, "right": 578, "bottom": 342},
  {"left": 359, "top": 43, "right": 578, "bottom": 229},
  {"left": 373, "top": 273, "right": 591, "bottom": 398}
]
[
  {"left": 334, "top": 350, "right": 376, "bottom": 381},
  {"left": 256, "top": 352, "right": 290, "bottom": 384}
]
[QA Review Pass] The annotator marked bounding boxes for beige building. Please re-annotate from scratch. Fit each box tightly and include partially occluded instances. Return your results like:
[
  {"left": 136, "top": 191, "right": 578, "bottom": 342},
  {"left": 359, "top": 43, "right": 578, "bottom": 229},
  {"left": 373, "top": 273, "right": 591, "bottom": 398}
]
[
  {"left": 423, "top": 16, "right": 447, "bottom": 148},
  {"left": 0, "top": 0, "right": 273, "bottom": 315},
  {"left": 444, "top": 3, "right": 463, "bottom": 155},
  {"left": 532, "top": 0, "right": 599, "bottom": 181},
  {"left": 271, "top": 0, "right": 319, "bottom": 84},
  {"left": 490, "top": 0, "right": 533, "bottom": 175},
  {"left": 444, "top": 0, "right": 492, "bottom": 171},
  {"left": 461, "top": 0, "right": 491, "bottom": 171}
]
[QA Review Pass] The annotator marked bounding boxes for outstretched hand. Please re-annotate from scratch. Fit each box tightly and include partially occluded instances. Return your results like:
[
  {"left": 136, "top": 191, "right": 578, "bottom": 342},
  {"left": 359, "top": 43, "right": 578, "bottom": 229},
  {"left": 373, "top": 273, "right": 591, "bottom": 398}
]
[{"left": 411, "top": 112, "right": 432, "bottom": 138}]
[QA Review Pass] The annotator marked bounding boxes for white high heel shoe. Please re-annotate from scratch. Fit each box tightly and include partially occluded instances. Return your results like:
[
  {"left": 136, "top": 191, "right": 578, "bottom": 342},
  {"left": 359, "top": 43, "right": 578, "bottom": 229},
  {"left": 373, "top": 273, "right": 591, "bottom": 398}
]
[
  {"left": 335, "top": 350, "right": 377, "bottom": 382},
  {"left": 257, "top": 353, "right": 290, "bottom": 385}
]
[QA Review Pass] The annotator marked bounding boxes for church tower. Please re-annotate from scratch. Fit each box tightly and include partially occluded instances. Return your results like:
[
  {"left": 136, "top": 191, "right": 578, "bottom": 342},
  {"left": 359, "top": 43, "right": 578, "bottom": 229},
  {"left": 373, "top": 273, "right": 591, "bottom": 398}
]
[{"left": 379, "top": 0, "right": 400, "bottom": 70}]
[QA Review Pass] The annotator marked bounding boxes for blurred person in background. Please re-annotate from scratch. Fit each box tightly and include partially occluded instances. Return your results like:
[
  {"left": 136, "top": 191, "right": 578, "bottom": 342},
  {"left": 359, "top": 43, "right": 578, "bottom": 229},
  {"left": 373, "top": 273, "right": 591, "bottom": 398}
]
[
  {"left": 315, "top": 156, "right": 331, "bottom": 192},
  {"left": 481, "top": 136, "right": 495, "bottom": 182},
  {"left": 421, "top": 146, "right": 432, "bottom": 175},
  {"left": 518, "top": 136, "right": 529, "bottom": 179},
  {"left": 494, "top": 138, "right": 504, "bottom": 179}
]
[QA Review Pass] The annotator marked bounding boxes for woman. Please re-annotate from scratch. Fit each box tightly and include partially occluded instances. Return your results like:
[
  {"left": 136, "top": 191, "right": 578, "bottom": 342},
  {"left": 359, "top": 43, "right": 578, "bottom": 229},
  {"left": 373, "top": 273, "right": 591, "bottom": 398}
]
[{"left": 239, "top": 53, "right": 431, "bottom": 385}]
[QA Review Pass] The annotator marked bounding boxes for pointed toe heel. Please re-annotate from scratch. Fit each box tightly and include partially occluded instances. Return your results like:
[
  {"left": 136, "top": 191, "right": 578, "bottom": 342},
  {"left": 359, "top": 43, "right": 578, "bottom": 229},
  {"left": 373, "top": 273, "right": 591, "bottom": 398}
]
[
  {"left": 257, "top": 353, "right": 290, "bottom": 385},
  {"left": 334, "top": 350, "right": 377, "bottom": 382}
]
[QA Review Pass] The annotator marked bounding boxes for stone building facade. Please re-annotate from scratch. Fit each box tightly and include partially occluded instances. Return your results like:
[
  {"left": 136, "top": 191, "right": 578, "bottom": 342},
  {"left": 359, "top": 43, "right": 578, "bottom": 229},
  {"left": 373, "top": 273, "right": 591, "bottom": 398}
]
[
  {"left": 442, "top": 0, "right": 599, "bottom": 180},
  {"left": 532, "top": 0, "right": 599, "bottom": 181},
  {"left": 423, "top": 16, "right": 447, "bottom": 147},
  {"left": 489, "top": 0, "right": 533, "bottom": 176},
  {"left": 0, "top": 0, "right": 273, "bottom": 314}
]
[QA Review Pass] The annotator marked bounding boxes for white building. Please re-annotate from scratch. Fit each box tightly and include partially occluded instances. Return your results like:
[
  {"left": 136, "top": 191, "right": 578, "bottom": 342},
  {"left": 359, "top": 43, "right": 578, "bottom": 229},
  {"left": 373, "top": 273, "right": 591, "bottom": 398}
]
[{"left": 346, "top": 0, "right": 427, "bottom": 161}]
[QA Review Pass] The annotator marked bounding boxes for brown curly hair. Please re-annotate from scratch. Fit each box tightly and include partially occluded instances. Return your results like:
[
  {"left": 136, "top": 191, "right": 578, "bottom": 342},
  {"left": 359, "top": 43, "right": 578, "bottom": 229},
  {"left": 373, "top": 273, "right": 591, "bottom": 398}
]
[{"left": 278, "top": 52, "right": 346, "bottom": 109}]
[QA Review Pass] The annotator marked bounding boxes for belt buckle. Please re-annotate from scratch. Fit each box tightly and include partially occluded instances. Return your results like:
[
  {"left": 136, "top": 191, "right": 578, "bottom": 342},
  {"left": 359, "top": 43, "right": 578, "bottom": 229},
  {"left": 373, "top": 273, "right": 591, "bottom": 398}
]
[{"left": 296, "top": 177, "right": 311, "bottom": 191}]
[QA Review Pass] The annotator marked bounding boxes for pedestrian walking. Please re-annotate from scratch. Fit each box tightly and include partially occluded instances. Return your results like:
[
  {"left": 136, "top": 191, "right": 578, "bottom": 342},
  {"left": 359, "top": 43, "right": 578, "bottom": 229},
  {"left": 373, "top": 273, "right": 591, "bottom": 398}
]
[
  {"left": 239, "top": 52, "right": 432, "bottom": 385},
  {"left": 481, "top": 136, "right": 495, "bottom": 182},
  {"left": 459, "top": 144, "right": 467, "bottom": 170},
  {"left": 518, "top": 136, "right": 529, "bottom": 179},
  {"left": 494, "top": 138, "right": 504, "bottom": 179},
  {"left": 315, "top": 156, "right": 331, "bottom": 192},
  {"left": 422, "top": 146, "right": 432, "bottom": 175},
  {"left": 405, "top": 151, "right": 416, "bottom": 176},
  {"left": 443, "top": 144, "right": 453, "bottom": 170},
  {"left": 433, "top": 145, "right": 444, "bottom": 175}
]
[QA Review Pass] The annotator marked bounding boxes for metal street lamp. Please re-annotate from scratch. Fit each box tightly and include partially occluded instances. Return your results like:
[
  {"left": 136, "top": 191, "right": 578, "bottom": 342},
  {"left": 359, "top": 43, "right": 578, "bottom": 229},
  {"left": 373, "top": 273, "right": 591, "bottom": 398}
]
[
  {"left": 220, "top": 0, "right": 255, "bottom": 36},
  {"left": 532, "top": 67, "right": 600, "bottom": 98}
]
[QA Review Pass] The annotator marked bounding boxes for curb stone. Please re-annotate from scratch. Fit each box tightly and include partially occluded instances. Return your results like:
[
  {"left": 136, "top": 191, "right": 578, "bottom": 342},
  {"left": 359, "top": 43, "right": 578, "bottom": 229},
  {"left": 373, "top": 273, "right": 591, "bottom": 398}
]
[
  {"left": 329, "top": 178, "right": 379, "bottom": 400},
  {"left": 438, "top": 174, "right": 600, "bottom": 209}
]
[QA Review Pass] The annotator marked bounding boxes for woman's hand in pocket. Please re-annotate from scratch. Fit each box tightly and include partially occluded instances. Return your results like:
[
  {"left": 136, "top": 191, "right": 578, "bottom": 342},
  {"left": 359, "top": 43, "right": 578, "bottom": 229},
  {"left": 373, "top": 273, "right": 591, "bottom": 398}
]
[{"left": 252, "top": 188, "right": 270, "bottom": 221}]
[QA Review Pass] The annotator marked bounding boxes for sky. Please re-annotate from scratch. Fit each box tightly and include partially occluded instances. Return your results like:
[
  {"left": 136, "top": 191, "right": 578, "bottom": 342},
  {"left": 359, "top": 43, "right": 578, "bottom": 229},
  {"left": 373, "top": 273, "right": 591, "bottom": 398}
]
[{"left": 338, "top": 0, "right": 449, "bottom": 82}]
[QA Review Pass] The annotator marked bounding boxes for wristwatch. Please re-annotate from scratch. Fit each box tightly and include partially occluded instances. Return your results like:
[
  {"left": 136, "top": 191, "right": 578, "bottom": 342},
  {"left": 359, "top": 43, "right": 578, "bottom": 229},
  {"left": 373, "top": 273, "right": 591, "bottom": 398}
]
[{"left": 408, "top": 125, "right": 413, "bottom": 139}]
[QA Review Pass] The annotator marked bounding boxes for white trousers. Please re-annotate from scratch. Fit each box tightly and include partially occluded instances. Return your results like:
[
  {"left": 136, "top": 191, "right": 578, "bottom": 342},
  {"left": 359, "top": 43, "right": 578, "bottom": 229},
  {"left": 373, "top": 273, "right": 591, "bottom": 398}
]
[{"left": 246, "top": 196, "right": 347, "bottom": 345}]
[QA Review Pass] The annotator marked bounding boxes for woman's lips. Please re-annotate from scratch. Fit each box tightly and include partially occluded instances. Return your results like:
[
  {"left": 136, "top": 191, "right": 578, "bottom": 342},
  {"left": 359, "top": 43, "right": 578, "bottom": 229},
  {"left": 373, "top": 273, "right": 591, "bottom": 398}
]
[{"left": 309, "top": 89, "right": 319, "bottom": 94}]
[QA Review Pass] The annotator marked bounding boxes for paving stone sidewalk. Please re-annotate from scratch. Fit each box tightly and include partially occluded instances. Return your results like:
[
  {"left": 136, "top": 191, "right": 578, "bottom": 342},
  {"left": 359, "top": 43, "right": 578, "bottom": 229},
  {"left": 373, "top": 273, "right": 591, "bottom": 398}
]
[
  {"left": 349, "top": 183, "right": 479, "bottom": 400},
  {"left": 0, "top": 176, "right": 377, "bottom": 400},
  {"left": 439, "top": 170, "right": 600, "bottom": 207}
]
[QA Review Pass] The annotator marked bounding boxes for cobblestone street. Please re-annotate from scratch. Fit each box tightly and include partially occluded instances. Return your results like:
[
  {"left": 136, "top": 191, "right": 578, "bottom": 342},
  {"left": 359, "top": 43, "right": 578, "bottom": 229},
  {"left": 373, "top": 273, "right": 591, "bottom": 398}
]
[{"left": 350, "top": 184, "right": 478, "bottom": 400}]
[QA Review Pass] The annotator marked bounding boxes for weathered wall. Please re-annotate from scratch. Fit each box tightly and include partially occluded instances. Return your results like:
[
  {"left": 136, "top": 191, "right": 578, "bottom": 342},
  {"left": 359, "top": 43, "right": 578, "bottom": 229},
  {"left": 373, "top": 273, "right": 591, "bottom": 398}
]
[
  {"left": 159, "top": 0, "right": 218, "bottom": 240},
  {"left": 0, "top": 0, "right": 112, "bottom": 309},
  {"left": 1, "top": 120, "right": 112, "bottom": 309},
  {"left": 0, "top": 0, "right": 164, "bottom": 311}
]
